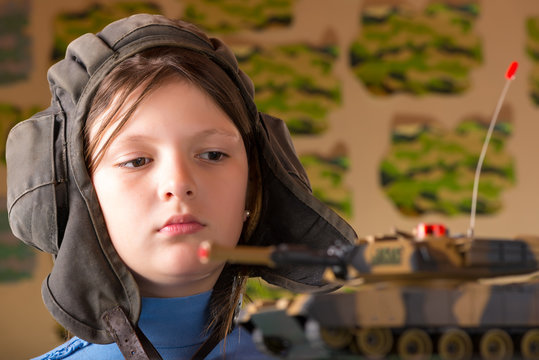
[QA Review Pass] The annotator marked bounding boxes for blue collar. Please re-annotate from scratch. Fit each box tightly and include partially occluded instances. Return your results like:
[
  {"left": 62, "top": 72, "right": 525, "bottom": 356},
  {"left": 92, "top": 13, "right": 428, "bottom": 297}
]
[{"left": 139, "top": 290, "right": 212, "bottom": 348}]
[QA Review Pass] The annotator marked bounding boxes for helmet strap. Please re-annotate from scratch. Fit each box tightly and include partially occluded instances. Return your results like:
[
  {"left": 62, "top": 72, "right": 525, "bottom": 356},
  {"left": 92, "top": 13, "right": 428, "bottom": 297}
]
[{"left": 102, "top": 306, "right": 163, "bottom": 359}]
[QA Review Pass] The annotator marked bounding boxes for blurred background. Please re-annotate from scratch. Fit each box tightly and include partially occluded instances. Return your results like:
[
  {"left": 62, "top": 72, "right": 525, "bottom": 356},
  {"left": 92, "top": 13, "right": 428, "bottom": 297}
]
[{"left": 1, "top": 0, "right": 539, "bottom": 358}]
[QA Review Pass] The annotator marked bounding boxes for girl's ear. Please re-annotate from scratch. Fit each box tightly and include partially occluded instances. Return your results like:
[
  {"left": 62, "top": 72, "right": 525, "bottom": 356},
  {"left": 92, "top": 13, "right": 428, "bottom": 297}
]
[{"left": 243, "top": 210, "right": 251, "bottom": 222}]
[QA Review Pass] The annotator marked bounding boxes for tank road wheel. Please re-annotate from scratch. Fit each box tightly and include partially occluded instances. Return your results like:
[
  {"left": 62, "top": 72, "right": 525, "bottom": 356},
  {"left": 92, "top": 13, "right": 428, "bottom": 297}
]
[
  {"left": 438, "top": 328, "right": 473, "bottom": 360},
  {"left": 319, "top": 327, "right": 353, "bottom": 350},
  {"left": 479, "top": 328, "right": 513, "bottom": 360},
  {"left": 397, "top": 328, "right": 433, "bottom": 360},
  {"left": 521, "top": 329, "right": 539, "bottom": 360},
  {"left": 355, "top": 327, "right": 393, "bottom": 358}
]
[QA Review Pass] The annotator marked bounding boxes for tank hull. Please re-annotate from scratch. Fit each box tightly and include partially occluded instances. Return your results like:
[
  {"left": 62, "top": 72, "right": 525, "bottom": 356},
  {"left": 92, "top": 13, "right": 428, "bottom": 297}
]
[
  {"left": 242, "top": 278, "right": 539, "bottom": 359},
  {"left": 309, "top": 280, "right": 539, "bottom": 329}
]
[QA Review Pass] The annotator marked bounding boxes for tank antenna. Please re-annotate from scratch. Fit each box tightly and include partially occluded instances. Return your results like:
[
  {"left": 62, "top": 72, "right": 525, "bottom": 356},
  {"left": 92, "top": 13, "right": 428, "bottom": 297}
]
[{"left": 468, "top": 61, "right": 518, "bottom": 238}]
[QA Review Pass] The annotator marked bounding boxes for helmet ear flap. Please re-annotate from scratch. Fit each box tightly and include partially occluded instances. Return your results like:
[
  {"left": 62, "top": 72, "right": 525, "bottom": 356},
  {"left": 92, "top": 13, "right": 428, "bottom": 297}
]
[
  {"left": 8, "top": 32, "right": 113, "bottom": 255},
  {"left": 6, "top": 107, "right": 68, "bottom": 255}
]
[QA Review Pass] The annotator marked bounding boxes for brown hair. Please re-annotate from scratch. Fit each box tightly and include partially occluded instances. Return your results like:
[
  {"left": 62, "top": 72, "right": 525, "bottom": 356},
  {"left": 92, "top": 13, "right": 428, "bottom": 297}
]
[{"left": 84, "top": 46, "right": 262, "bottom": 357}]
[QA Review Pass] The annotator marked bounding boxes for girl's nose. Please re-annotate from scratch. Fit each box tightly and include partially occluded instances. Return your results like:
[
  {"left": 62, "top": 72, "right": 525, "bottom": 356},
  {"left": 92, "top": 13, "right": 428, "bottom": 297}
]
[{"left": 158, "top": 158, "right": 197, "bottom": 201}]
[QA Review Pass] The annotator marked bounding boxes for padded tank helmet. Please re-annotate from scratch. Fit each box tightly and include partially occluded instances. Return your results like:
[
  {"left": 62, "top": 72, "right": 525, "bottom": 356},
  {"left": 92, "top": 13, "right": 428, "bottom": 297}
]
[{"left": 6, "top": 14, "right": 356, "bottom": 356}]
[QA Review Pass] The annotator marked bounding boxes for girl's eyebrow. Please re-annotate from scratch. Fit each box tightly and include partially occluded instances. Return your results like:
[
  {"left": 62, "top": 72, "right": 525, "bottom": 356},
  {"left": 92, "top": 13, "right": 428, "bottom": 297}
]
[
  {"left": 112, "top": 128, "right": 241, "bottom": 145},
  {"left": 197, "top": 128, "right": 241, "bottom": 140}
]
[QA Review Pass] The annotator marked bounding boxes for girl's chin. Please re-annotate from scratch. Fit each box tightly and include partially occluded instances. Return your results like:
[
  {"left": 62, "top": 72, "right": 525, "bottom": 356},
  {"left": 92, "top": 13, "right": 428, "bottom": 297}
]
[{"left": 133, "top": 262, "right": 226, "bottom": 297}]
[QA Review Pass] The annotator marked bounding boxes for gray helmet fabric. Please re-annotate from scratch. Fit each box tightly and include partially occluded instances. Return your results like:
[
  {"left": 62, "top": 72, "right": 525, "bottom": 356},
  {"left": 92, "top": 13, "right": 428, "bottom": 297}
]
[{"left": 6, "top": 14, "right": 357, "bottom": 344}]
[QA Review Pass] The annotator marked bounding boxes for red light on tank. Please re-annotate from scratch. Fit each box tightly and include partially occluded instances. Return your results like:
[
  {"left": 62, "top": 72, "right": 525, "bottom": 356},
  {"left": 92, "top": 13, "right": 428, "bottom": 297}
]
[
  {"left": 416, "top": 223, "right": 448, "bottom": 240},
  {"left": 505, "top": 61, "right": 518, "bottom": 80}
]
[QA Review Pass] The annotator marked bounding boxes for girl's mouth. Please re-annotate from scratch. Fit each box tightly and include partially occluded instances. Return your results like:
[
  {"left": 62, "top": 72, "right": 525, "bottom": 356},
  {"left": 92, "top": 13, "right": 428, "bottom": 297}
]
[
  {"left": 159, "top": 222, "right": 204, "bottom": 235},
  {"left": 159, "top": 215, "right": 205, "bottom": 235}
]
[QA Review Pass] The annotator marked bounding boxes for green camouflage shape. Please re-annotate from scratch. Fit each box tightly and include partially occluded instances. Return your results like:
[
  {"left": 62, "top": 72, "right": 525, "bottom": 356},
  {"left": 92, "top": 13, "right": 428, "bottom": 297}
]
[
  {"left": 350, "top": 2, "right": 482, "bottom": 96},
  {"left": 0, "top": 0, "right": 31, "bottom": 84},
  {"left": 300, "top": 145, "right": 352, "bottom": 219},
  {"left": 182, "top": 0, "right": 293, "bottom": 33},
  {"left": 380, "top": 113, "right": 515, "bottom": 216},
  {"left": 52, "top": 2, "right": 161, "bottom": 60},
  {"left": 245, "top": 277, "right": 294, "bottom": 302},
  {"left": 526, "top": 17, "right": 539, "bottom": 104},
  {"left": 236, "top": 43, "right": 341, "bottom": 135}
]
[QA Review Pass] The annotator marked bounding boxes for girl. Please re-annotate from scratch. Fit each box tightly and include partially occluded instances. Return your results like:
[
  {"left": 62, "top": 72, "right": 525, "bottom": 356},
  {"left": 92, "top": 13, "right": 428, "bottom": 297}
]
[{"left": 6, "top": 14, "right": 356, "bottom": 359}]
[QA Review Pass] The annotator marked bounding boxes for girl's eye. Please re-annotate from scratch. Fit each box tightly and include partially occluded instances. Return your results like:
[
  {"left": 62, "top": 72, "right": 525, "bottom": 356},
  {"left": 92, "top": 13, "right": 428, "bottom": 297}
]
[
  {"left": 198, "top": 151, "right": 227, "bottom": 162},
  {"left": 119, "top": 157, "right": 152, "bottom": 168}
]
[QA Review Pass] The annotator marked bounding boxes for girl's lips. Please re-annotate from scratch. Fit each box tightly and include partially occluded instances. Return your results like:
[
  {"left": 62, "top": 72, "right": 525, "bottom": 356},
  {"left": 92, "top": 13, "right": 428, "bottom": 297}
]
[
  {"left": 159, "top": 222, "right": 204, "bottom": 235},
  {"left": 159, "top": 215, "right": 205, "bottom": 235}
]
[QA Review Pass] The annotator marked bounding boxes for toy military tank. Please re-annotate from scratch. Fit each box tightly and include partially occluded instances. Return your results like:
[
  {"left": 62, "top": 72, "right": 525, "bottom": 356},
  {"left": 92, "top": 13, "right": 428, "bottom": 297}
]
[
  {"left": 200, "top": 226, "right": 539, "bottom": 360},
  {"left": 198, "top": 61, "right": 539, "bottom": 360}
]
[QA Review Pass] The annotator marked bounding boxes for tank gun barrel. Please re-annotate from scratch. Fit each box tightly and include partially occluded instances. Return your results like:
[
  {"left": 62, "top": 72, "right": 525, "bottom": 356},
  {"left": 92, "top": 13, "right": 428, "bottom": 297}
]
[{"left": 198, "top": 241, "right": 347, "bottom": 268}]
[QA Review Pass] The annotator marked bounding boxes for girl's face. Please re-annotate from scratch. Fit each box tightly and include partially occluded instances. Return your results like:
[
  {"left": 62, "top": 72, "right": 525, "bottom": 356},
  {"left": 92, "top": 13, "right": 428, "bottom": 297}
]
[{"left": 90, "top": 80, "right": 249, "bottom": 297}]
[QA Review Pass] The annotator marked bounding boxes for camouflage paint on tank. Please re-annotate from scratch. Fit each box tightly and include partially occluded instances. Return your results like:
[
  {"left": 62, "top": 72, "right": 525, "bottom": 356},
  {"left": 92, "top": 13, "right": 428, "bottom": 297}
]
[{"left": 213, "top": 228, "right": 539, "bottom": 358}]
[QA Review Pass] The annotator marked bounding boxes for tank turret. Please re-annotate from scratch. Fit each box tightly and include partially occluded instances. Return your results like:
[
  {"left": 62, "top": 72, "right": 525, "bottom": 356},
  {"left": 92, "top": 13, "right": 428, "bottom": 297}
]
[{"left": 200, "top": 224, "right": 539, "bottom": 283}]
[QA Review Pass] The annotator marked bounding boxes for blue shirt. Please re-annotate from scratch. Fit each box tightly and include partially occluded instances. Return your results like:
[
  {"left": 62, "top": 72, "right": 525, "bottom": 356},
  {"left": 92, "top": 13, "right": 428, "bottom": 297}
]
[{"left": 33, "top": 291, "right": 275, "bottom": 359}]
